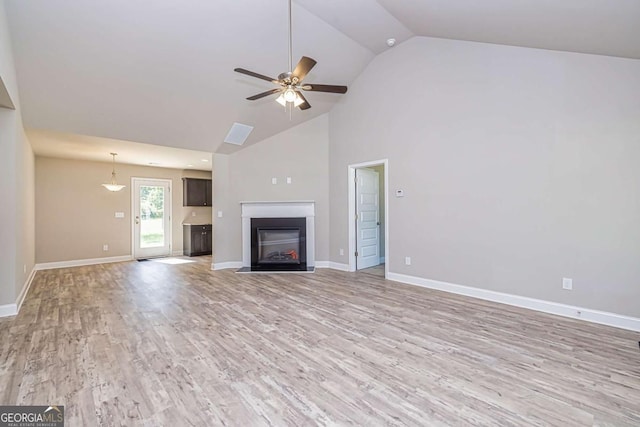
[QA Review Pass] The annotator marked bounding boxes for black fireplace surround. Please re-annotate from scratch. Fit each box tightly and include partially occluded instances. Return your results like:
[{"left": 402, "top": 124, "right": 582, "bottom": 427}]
[{"left": 250, "top": 217, "right": 307, "bottom": 271}]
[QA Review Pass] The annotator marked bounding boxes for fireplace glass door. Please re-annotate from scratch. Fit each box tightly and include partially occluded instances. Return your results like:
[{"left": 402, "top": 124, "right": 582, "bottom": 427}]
[{"left": 257, "top": 228, "right": 301, "bottom": 265}]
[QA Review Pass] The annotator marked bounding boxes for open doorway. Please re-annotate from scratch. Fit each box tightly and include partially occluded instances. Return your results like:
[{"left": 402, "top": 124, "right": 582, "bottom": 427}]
[{"left": 348, "top": 159, "right": 388, "bottom": 278}]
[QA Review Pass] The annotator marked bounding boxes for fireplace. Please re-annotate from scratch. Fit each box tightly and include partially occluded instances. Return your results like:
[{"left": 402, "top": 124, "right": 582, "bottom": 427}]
[
  {"left": 251, "top": 217, "right": 307, "bottom": 271},
  {"left": 231, "top": 201, "right": 316, "bottom": 273}
]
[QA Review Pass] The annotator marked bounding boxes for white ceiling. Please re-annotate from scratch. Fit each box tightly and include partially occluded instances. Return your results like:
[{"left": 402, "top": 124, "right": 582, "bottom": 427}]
[
  {"left": 5, "top": 0, "right": 640, "bottom": 162},
  {"left": 28, "top": 129, "right": 212, "bottom": 170}
]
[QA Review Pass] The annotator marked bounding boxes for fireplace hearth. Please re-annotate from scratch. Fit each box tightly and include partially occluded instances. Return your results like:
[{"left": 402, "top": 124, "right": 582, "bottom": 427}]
[{"left": 249, "top": 217, "right": 308, "bottom": 271}]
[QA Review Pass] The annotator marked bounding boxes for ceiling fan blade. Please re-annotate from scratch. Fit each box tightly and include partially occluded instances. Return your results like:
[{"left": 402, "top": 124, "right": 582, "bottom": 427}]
[
  {"left": 296, "top": 92, "right": 311, "bottom": 110},
  {"left": 292, "top": 56, "right": 317, "bottom": 82},
  {"left": 247, "top": 88, "right": 282, "bottom": 101},
  {"left": 234, "top": 68, "right": 279, "bottom": 84},
  {"left": 302, "top": 84, "right": 348, "bottom": 94}
]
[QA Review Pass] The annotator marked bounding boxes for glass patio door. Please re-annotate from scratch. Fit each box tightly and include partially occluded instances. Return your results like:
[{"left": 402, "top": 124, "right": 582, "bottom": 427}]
[{"left": 133, "top": 178, "right": 171, "bottom": 259}]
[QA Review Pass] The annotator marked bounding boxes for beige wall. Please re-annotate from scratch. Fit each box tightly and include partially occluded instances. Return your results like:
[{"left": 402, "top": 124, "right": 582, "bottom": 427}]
[
  {"left": 0, "top": 0, "right": 35, "bottom": 307},
  {"left": 35, "top": 156, "right": 211, "bottom": 263},
  {"left": 213, "top": 114, "right": 330, "bottom": 264},
  {"left": 330, "top": 37, "right": 640, "bottom": 317}
]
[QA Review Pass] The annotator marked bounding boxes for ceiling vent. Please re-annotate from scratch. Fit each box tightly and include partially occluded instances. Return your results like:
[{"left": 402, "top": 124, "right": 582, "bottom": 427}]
[{"left": 224, "top": 122, "right": 254, "bottom": 146}]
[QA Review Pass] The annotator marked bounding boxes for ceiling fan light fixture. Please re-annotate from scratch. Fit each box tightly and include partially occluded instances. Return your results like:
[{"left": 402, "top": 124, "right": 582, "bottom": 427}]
[
  {"left": 234, "top": 0, "right": 347, "bottom": 111},
  {"left": 283, "top": 88, "right": 297, "bottom": 102}
]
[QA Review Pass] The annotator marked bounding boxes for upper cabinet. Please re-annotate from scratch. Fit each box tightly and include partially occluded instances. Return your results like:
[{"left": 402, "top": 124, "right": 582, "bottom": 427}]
[{"left": 183, "top": 178, "right": 212, "bottom": 206}]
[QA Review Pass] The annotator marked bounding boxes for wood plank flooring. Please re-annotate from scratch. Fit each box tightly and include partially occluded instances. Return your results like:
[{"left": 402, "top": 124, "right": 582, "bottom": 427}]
[{"left": 1, "top": 256, "right": 639, "bottom": 426}]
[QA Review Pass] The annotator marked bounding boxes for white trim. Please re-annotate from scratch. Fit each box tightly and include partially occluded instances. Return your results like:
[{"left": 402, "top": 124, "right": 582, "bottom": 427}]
[
  {"left": 314, "top": 261, "right": 350, "bottom": 272},
  {"left": 131, "top": 177, "right": 173, "bottom": 260},
  {"left": 239, "top": 200, "right": 315, "bottom": 205},
  {"left": 35, "top": 255, "right": 132, "bottom": 270},
  {"left": 387, "top": 272, "right": 640, "bottom": 332},
  {"left": 171, "top": 250, "right": 184, "bottom": 257},
  {"left": 0, "top": 304, "right": 17, "bottom": 318},
  {"left": 16, "top": 267, "right": 37, "bottom": 312},
  {"left": 212, "top": 261, "right": 243, "bottom": 270},
  {"left": 348, "top": 159, "right": 389, "bottom": 277},
  {"left": 329, "top": 262, "right": 350, "bottom": 272}
]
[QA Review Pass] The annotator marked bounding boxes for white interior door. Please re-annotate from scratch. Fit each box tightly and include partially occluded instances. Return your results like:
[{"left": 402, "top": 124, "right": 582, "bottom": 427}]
[
  {"left": 356, "top": 168, "right": 380, "bottom": 270},
  {"left": 133, "top": 178, "right": 171, "bottom": 259}
]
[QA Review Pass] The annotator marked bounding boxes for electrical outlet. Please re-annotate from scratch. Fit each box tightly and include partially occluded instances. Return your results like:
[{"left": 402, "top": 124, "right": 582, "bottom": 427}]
[
  {"left": 339, "top": 248, "right": 344, "bottom": 256},
  {"left": 286, "top": 177, "right": 292, "bottom": 184},
  {"left": 562, "top": 277, "right": 572, "bottom": 290},
  {"left": 217, "top": 211, "right": 223, "bottom": 218},
  {"left": 103, "top": 244, "right": 109, "bottom": 251},
  {"left": 405, "top": 256, "right": 411, "bottom": 265}
]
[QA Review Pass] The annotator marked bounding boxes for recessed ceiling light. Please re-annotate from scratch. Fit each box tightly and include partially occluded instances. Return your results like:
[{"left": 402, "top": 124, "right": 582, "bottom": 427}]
[
  {"left": 187, "top": 164, "right": 194, "bottom": 167},
  {"left": 201, "top": 159, "right": 209, "bottom": 162},
  {"left": 148, "top": 162, "right": 160, "bottom": 166},
  {"left": 386, "top": 38, "right": 396, "bottom": 47}
]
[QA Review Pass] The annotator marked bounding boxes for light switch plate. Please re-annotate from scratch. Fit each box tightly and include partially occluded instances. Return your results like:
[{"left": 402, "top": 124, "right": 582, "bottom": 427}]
[
  {"left": 217, "top": 211, "right": 223, "bottom": 218},
  {"left": 286, "top": 177, "right": 292, "bottom": 184},
  {"left": 115, "top": 212, "right": 125, "bottom": 218},
  {"left": 271, "top": 177, "right": 277, "bottom": 185}
]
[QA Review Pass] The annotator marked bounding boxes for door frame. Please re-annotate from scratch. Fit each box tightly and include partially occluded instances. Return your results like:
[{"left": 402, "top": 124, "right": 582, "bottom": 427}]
[
  {"left": 348, "top": 159, "right": 389, "bottom": 277},
  {"left": 130, "top": 177, "right": 173, "bottom": 259}
]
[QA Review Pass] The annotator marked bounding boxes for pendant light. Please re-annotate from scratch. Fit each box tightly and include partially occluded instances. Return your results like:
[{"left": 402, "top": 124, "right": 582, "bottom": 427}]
[{"left": 102, "top": 152, "right": 126, "bottom": 192}]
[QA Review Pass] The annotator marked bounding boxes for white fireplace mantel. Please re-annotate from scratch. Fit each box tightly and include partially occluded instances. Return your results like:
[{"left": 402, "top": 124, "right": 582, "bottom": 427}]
[{"left": 241, "top": 201, "right": 315, "bottom": 267}]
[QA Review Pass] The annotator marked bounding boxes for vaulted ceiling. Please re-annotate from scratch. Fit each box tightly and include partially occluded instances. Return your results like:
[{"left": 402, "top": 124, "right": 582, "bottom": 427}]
[{"left": 5, "top": 0, "right": 640, "bottom": 161}]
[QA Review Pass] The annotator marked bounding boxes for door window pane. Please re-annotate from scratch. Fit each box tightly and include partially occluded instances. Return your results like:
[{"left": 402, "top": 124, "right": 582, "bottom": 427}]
[{"left": 140, "top": 185, "right": 165, "bottom": 248}]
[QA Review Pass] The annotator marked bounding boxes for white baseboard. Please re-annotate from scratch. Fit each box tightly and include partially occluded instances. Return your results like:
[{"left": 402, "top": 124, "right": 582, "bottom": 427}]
[
  {"left": 171, "top": 250, "right": 184, "bottom": 257},
  {"left": 1, "top": 267, "right": 40, "bottom": 318},
  {"left": 212, "top": 261, "right": 243, "bottom": 270},
  {"left": 326, "top": 262, "right": 350, "bottom": 272},
  {"left": 387, "top": 272, "right": 640, "bottom": 332},
  {"left": 16, "top": 267, "right": 37, "bottom": 312},
  {"left": 0, "top": 303, "right": 17, "bottom": 317},
  {"left": 314, "top": 261, "right": 330, "bottom": 268},
  {"left": 35, "top": 255, "right": 133, "bottom": 271}
]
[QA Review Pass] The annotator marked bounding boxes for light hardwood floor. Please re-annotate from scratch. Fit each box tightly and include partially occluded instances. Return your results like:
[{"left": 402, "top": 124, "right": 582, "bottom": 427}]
[{"left": 1, "top": 256, "right": 639, "bottom": 426}]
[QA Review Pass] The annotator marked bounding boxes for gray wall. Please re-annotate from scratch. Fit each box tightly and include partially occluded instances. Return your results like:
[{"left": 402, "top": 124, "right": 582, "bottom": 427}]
[
  {"left": 329, "top": 37, "right": 640, "bottom": 317},
  {"left": 213, "top": 114, "right": 330, "bottom": 264},
  {"left": 0, "top": 0, "right": 35, "bottom": 306}
]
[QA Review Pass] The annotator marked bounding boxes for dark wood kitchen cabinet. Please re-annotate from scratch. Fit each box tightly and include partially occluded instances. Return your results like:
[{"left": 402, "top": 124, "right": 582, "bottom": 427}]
[
  {"left": 182, "top": 178, "right": 212, "bottom": 206},
  {"left": 183, "top": 224, "right": 212, "bottom": 256}
]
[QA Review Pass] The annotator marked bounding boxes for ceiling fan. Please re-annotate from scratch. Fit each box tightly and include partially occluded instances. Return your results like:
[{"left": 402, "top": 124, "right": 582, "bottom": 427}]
[{"left": 234, "top": 0, "right": 347, "bottom": 111}]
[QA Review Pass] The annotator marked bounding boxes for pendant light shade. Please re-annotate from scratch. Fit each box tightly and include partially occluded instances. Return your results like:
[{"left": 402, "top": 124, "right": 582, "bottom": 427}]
[{"left": 102, "top": 153, "right": 126, "bottom": 192}]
